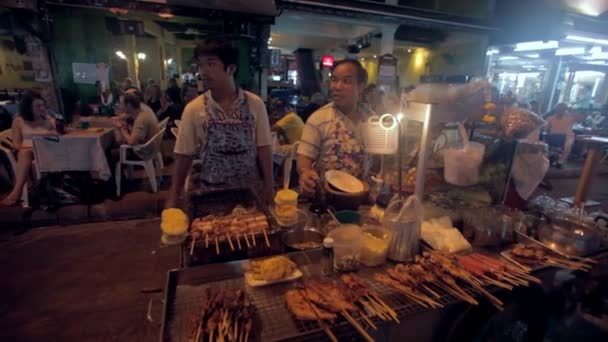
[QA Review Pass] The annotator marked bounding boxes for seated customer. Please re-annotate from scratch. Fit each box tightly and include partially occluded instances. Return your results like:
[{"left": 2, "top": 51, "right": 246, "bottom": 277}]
[
  {"left": 545, "top": 103, "right": 584, "bottom": 167},
  {"left": 1, "top": 90, "right": 56, "bottom": 206},
  {"left": 271, "top": 99, "right": 304, "bottom": 144},
  {"left": 112, "top": 89, "right": 159, "bottom": 159}
]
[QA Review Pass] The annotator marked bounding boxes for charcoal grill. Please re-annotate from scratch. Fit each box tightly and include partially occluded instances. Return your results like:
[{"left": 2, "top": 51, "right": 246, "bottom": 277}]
[
  {"left": 183, "top": 187, "right": 286, "bottom": 267},
  {"left": 160, "top": 250, "right": 480, "bottom": 342}
]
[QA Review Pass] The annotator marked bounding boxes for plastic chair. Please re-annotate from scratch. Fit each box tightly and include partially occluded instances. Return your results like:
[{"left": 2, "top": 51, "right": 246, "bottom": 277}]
[
  {"left": 174, "top": 119, "right": 181, "bottom": 128},
  {"left": 115, "top": 128, "right": 166, "bottom": 197},
  {"left": 0, "top": 129, "right": 29, "bottom": 207},
  {"left": 158, "top": 117, "right": 169, "bottom": 130},
  {"left": 170, "top": 127, "right": 179, "bottom": 139},
  {"left": 168, "top": 125, "right": 202, "bottom": 191}
]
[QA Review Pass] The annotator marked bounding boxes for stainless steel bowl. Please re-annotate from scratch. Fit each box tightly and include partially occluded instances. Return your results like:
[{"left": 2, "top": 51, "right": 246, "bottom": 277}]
[
  {"left": 282, "top": 227, "right": 324, "bottom": 251},
  {"left": 538, "top": 216, "right": 602, "bottom": 256}
]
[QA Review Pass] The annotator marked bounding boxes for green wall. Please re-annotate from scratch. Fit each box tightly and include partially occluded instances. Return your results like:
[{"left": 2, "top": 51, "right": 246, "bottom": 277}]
[{"left": 52, "top": 7, "right": 111, "bottom": 102}]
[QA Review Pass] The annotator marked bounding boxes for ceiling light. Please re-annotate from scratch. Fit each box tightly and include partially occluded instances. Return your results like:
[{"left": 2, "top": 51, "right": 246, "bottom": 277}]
[
  {"left": 407, "top": 49, "right": 411, "bottom": 53},
  {"left": 137, "top": 52, "right": 146, "bottom": 60},
  {"left": 514, "top": 40, "right": 559, "bottom": 51},
  {"left": 115, "top": 51, "right": 126, "bottom": 59},
  {"left": 486, "top": 48, "right": 499, "bottom": 56},
  {"left": 566, "top": 35, "right": 608, "bottom": 45},
  {"left": 499, "top": 56, "right": 519, "bottom": 60},
  {"left": 158, "top": 7, "right": 174, "bottom": 19},
  {"left": 587, "top": 61, "right": 607, "bottom": 65},
  {"left": 373, "top": 55, "right": 377, "bottom": 58},
  {"left": 166, "top": 58, "right": 173, "bottom": 64},
  {"left": 522, "top": 65, "right": 536, "bottom": 68},
  {"left": 555, "top": 47, "right": 586, "bottom": 56},
  {"left": 524, "top": 54, "right": 540, "bottom": 58}
]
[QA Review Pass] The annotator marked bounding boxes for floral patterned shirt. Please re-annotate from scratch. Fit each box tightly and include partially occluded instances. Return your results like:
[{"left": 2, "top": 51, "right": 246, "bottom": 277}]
[{"left": 298, "top": 102, "right": 373, "bottom": 179}]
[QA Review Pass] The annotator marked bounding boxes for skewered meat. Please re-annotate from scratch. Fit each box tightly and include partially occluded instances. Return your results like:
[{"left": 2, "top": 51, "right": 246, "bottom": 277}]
[{"left": 285, "top": 289, "right": 336, "bottom": 320}]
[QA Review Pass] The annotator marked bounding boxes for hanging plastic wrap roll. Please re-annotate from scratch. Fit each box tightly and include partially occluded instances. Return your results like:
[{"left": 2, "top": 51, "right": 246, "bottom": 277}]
[{"left": 511, "top": 141, "right": 549, "bottom": 200}]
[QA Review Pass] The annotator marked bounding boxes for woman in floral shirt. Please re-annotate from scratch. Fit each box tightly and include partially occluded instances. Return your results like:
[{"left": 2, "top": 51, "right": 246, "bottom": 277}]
[{"left": 297, "top": 59, "right": 373, "bottom": 194}]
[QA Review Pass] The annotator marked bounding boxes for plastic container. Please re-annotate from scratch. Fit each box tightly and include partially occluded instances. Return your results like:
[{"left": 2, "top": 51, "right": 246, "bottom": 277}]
[
  {"left": 443, "top": 141, "right": 485, "bottom": 186},
  {"left": 335, "top": 210, "right": 362, "bottom": 224},
  {"left": 327, "top": 224, "right": 362, "bottom": 272},
  {"left": 360, "top": 225, "right": 391, "bottom": 267},
  {"left": 383, "top": 195, "right": 422, "bottom": 262}
]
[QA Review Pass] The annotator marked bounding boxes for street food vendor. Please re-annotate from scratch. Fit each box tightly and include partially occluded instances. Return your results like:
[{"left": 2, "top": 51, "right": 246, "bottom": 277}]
[
  {"left": 297, "top": 59, "right": 373, "bottom": 194},
  {"left": 166, "top": 38, "right": 273, "bottom": 207}
]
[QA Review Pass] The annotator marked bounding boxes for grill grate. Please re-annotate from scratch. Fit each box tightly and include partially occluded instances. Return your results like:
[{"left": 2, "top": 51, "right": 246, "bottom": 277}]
[{"left": 162, "top": 257, "right": 485, "bottom": 342}]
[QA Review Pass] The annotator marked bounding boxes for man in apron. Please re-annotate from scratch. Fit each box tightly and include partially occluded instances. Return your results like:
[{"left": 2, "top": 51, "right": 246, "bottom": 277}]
[
  {"left": 167, "top": 39, "right": 273, "bottom": 207},
  {"left": 298, "top": 59, "right": 373, "bottom": 195}
]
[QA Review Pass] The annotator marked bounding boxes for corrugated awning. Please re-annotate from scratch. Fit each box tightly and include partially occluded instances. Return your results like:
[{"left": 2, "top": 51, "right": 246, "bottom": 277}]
[{"left": 144, "top": 0, "right": 277, "bottom": 16}]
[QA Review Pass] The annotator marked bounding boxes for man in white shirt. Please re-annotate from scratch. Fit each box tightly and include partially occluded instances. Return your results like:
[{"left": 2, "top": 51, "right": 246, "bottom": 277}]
[
  {"left": 297, "top": 59, "right": 373, "bottom": 195},
  {"left": 167, "top": 39, "right": 273, "bottom": 207}
]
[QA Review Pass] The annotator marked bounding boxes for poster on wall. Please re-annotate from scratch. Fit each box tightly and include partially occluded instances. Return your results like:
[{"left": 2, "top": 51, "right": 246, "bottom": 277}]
[{"left": 72, "top": 62, "right": 110, "bottom": 85}]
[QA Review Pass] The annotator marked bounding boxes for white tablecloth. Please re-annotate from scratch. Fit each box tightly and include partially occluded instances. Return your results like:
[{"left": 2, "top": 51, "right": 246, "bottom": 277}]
[{"left": 32, "top": 128, "right": 114, "bottom": 180}]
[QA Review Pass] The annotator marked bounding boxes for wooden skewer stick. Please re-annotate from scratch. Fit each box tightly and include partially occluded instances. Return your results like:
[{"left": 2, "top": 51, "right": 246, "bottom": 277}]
[
  {"left": 235, "top": 233, "right": 242, "bottom": 250},
  {"left": 190, "top": 237, "right": 196, "bottom": 256},
  {"left": 215, "top": 236, "right": 220, "bottom": 255},
  {"left": 226, "top": 233, "right": 235, "bottom": 251},
  {"left": 480, "top": 274, "right": 513, "bottom": 290},
  {"left": 262, "top": 228, "right": 270, "bottom": 248},
  {"left": 342, "top": 310, "right": 374, "bottom": 342},
  {"left": 205, "top": 234, "right": 209, "bottom": 248},
  {"left": 250, "top": 230, "right": 256, "bottom": 246},
  {"left": 243, "top": 232, "right": 251, "bottom": 248},
  {"left": 422, "top": 284, "right": 441, "bottom": 298},
  {"left": 502, "top": 254, "right": 532, "bottom": 272},
  {"left": 367, "top": 294, "right": 399, "bottom": 322},
  {"left": 359, "top": 311, "right": 378, "bottom": 330}
]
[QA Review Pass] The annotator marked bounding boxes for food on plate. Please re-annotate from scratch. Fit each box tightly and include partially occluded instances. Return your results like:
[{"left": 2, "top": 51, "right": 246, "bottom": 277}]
[
  {"left": 189, "top": 288, "right": 255, "bottom": 342},
  {"left": 190, "top": 210, "right": 270, "bottom": 254},
  {"left": 421, "top": 216, "right": 471, "bottom": 253},
  {"left": 249, "top": 256, "right": 297, "bottom": 282},
  {"left": 274, "top": 189, "right": 299, "bottom": 224},
  {"left": 285, "top": 289, "right": 336, "bottom": 321}
]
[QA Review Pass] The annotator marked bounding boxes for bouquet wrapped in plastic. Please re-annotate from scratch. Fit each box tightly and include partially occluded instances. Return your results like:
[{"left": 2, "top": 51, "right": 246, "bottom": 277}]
[{"left": 500, "top": 106, "right": 546, "bottom": 140}]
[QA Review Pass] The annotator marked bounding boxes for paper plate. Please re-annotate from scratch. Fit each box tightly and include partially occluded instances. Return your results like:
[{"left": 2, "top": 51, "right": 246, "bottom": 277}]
[
  {"left": 325, "top": 170, "right": 364, "bottom": 193},
  {"left": 245, "top": 269, "right": 303, "bottom": 287}
]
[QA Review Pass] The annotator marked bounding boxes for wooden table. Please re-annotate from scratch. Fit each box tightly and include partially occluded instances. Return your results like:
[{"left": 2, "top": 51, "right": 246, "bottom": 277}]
[{"left": 574, "top": 135, "right": 608, "bottom": 205}]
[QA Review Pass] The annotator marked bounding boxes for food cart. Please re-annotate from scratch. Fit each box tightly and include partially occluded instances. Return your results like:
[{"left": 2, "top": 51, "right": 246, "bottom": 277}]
[{"left": 157, "top": 83, "right": 608, "bottom": 342}]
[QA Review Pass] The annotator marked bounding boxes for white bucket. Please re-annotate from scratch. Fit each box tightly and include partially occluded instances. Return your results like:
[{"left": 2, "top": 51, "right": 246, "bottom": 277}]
[
  {"left": 443, "top": 142, "right": 485, "bottom": 186},
  {"left": 363, "top": 114, "right": 398, "bottom": 155}
]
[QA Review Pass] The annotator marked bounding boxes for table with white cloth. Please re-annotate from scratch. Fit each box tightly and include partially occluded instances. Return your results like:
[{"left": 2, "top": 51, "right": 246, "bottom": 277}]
[{"left": 32, "top": 128, "right": 115, "bottom": 180}]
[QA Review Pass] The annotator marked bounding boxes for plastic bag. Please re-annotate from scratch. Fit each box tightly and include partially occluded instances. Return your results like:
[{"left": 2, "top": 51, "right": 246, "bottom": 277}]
[
  {"left": 501, "top": 106, "right": 546, "bottom": 140},
  {"left": 511, "top": 141, "right": 549, "bottom": 199},
  {"left": 383, "top": 195, "right": 423, "bottom": 262}
]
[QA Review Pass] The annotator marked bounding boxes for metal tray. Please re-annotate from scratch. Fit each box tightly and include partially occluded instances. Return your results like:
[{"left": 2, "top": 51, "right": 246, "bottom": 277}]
[{"left": 160, "top": 250, "right": 474, "bottom": 342}]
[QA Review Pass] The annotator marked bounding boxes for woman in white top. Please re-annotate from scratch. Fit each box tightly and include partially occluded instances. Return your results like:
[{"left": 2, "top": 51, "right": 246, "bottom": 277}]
[{"left": 1, "top": 91, "right": 56, "bottom": 206}]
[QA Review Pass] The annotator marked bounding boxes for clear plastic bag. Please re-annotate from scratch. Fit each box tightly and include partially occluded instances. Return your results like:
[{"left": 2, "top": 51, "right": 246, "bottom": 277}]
[{"left": 501, "top": 106, "right": 546, "bottom": 140}]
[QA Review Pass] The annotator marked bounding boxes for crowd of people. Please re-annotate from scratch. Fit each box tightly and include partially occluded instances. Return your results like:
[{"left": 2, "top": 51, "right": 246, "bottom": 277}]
[{"left": 2, "top": 36, "right": 606, "bottom": 208}]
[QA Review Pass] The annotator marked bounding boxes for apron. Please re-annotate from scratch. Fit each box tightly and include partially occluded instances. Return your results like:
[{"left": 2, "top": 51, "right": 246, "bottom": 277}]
[
  {"left": 194, "top": 91, "right": 259, "bottom": 192},
  {"left": 318, "top": 110, "right": 368, "bottom": 179}
]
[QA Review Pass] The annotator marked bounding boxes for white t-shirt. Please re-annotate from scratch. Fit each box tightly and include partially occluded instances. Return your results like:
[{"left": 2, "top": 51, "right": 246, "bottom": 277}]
[{"left": 174, "top": 89, "right": 272, "bottom": 158}]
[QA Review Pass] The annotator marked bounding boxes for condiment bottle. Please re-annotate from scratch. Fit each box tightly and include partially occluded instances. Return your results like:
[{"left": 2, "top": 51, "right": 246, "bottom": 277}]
[{"left": 321, "top": 237, "right": 334, "bottom": 276}]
